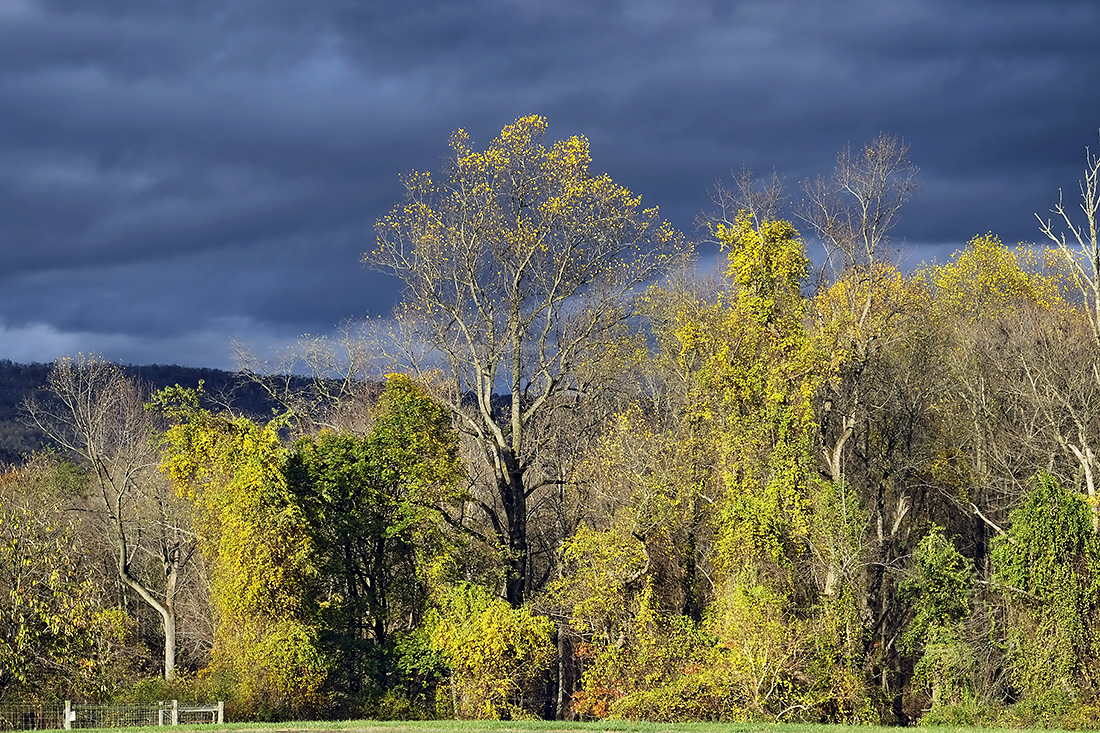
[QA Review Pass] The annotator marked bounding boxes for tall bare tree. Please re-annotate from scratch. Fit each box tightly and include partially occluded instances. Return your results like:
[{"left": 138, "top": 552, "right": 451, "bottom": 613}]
[
  {"left": 801, "top": 134, "right": 919, "bottom": 482},
  {"left": 24, "top": 355, "right": 194, "bottom": 679},
  {"left": 1037, "top": 134, "right": 1100, "bottom": 344},
  {"left": 799, "top": 136, "right": 921, "bottom": 710},
  {"left": 803, "top": 133, "right": 919, "bottom": 279}
]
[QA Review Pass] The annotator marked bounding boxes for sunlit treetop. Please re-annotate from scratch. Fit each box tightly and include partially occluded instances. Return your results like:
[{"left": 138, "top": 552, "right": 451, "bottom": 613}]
[{"left": 926, "top": 233, "right": 1071, "bottom": 321}]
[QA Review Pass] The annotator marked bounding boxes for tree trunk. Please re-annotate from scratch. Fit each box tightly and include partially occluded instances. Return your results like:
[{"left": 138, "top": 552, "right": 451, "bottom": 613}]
[
  {"left": 115, "top": 513, "right": 177, "bottom": 680},
  {"left": 501, "top": 459, "right": 529, "bottom": 606}
]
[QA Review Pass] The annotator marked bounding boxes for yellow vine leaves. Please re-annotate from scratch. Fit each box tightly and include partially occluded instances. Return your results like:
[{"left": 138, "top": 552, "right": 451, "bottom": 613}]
[{"left": 678, "top": 213, "right": 825, "bottom": 574}]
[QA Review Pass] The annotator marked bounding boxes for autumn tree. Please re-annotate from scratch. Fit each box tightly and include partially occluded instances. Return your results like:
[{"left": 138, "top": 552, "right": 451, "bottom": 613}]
[
  {"left": 882, "top": 224, "right": 1095, "bottom": 694},
  {"left": 797, "top": 137, "right": 928, "bottom": 714},
  {"left": 23, "top": 355, "right": 194, "bottom": 681},
  {"left": 925, "top": 234, "right": 1094, "bottom": 547},
  {"left": 559, "top": 211, "right": 874, "bottom": 722},
  {"left": 366, "top": 115, "right": 685, "bottom": 605},
  {"left": 801, "top": 134, "right": 920, "bottom": 518},
  {"left": 679, "top": 212, "right": 824, "bottom": 578},
  {"left": 0, "top": 455, "right": 131, "bottom": 700},
  {"left": 694, "top": 212, "right": 874, "bottom": 719},
  {"left": 905, "top": 234, "right": 1098, "bottom": 715},
  {"left": 424, "top": 582, "right": 554, "bottom": 719},
  {"left": 155, "top": 386, "right": 327, "bottom": 720}
]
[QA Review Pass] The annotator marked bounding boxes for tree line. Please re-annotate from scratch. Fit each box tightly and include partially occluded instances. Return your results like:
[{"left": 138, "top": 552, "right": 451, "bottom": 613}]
[{"left": 3, "top": 115, "right": 1100, "bottom": 726}]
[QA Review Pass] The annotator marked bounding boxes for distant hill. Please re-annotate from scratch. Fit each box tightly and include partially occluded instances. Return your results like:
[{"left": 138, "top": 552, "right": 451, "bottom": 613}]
[{"left": 0, "top": 359, "right": 296, "bottom": 465}]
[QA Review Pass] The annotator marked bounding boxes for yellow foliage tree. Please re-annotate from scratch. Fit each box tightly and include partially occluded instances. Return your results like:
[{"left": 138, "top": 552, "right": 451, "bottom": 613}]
[
  {"left": 155, "top": 388, "right": 327, "bottom": 720},
  {"left": 425, "top": 583, "right": 553, "bottom": 720},
  {"left": 367, "top": 115, "right": 686, "bottom": 605},
  {"left": 0, "top": 458, "right": 131, "bottom": 701},
  {"left": 927, "top": 233, "right": 1068, "bottom": 321},
  {"left": 682, "top": 213, "right": 824, "bottom": 578}
]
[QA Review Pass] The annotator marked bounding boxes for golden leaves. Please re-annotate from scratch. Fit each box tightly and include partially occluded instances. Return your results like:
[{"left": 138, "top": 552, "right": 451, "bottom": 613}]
[{"left": 925, "top": 233, "right": 1071, "bottom": 322}]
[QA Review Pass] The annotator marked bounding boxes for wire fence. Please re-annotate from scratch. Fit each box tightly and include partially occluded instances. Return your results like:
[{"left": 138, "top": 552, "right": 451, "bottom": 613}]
[
  {"left": 0, "top": 702, "right": 223, "bottom": 730},
  {"left": 0, "top": 703, "right": 64, "bottom": 731}
]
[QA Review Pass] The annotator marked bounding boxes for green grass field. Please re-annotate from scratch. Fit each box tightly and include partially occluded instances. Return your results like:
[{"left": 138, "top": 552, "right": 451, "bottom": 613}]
[{"left": 65, "top": 720, "right": 1083, "bottom": 733}]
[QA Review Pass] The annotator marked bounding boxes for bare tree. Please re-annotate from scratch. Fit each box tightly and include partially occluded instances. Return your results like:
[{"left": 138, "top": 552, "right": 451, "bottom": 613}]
[
  {"left": 700, "top": 167, "right": 786, "bottom": 236},
  {"left": 934, "top": 295, "right": 1100, "bottom": 553},
  {"left": 800, "top": 134, "right": 919, "bottom": 482},
  {"left": 1036, "top": 134, "right": 1100, "bottom": 344},
  {"left": 23, "top": 355, "right": 194, "bottom": 679},
  {"left": 232, "top": 319, "right": 384, "bottom": 436},
  {"left": 802, "top": 133, "right": 919, "bottom": 281}
]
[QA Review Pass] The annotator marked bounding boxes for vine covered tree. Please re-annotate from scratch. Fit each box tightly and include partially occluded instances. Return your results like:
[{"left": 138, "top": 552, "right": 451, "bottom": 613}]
[
  {"left": 993, "top": 472, "right": 1100, "bottom": 699},
  {"left": 367, "top": 115, "right": 685, "bottom": 604},
  {"left": 155, "top": 386, "right": 328, "bottom": 719},
  {"left": 900, "top": 527, "right": 976, "bottom": 710}
]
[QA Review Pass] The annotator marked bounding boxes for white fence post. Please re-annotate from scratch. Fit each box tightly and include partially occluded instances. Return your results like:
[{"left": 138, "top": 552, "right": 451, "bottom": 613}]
[
  {"left": 63, "top": 701, "right": 71, "bottom": 731},
  {"left": 217, "top": 701, "right": 224, "bottom": 724},
  {"left": 171, "top": 700, "right": 178, "bottom": 726}
]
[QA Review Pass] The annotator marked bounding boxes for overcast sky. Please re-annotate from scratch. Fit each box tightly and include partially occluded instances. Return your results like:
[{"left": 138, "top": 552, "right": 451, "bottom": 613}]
[{"left": 2, "top": 0, "right": 1099, "bottom": 370}]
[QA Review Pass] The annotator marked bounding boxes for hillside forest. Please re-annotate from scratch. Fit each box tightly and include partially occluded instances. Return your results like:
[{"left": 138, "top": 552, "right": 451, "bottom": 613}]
[{"left": 4, "top": 116, "right": 1100, "bottom": 727}]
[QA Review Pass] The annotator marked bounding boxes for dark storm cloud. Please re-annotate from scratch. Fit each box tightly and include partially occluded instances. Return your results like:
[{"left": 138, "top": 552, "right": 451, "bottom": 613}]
[{"left": 1, "top": 0, "right": 1099, "bottom": 368}]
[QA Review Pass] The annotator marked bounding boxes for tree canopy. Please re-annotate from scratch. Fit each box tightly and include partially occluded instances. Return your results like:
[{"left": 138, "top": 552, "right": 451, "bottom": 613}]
[{"left": 8, "top": 120, "right": 1100, "bottom": 727}]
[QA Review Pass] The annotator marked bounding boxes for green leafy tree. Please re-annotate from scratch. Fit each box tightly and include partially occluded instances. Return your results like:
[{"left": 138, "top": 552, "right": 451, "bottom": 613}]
[
  {"left": 284, "top": 374, "right": 464, "bottom": 706},
  {"left": 993, "top": 471, "right": 1100, "bottom": 700},
  {"left": 693, "top": 212, "right": 875, "bottom": 720},
  {"left": 900, "top": 527, "right": 976, "bottom": 711}
]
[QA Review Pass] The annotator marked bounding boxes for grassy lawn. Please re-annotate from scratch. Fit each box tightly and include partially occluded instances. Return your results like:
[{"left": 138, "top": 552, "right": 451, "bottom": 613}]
[{"left": 68, "top": 721, "right": 1080, "bottom": 733}]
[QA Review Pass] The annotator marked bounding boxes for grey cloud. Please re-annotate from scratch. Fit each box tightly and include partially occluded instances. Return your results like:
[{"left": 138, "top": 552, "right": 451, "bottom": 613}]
[{"left": 2, "top": 0, "right": 1099, "bottom": 367}]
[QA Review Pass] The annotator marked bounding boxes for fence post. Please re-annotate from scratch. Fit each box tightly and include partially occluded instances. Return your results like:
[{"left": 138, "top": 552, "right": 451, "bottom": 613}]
[
  {"left": 158, "top": 701, "right": 164, "bottom": 727},
  {"left": 217, "top": 701, "right": 224, "bottom": 724},
  {"left": 64, "top": 701, "right": 71, "bottom": 731},
  {"left": 171, "top": 700, "right": 178, "bottom": 726}
]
